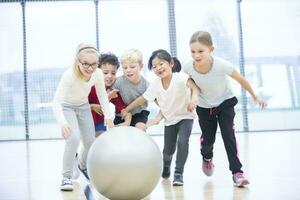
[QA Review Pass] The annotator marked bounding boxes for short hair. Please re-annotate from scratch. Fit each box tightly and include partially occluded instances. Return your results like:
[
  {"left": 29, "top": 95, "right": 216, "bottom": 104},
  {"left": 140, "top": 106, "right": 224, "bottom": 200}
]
[
  {"left": 120, "top": 48, "right": 143, "bottom": 65},
  {"left": 99, "top": 52, "right": 120, "bottom": 69},
  {"left": 189, "top": 31, "right": 213, "bottom": 46}
]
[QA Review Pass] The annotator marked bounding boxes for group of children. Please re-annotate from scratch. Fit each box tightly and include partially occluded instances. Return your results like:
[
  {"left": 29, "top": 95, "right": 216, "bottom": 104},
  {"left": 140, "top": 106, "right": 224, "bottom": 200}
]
[{"left": 53, "top": 31, "right": 267, "bottom": 191}]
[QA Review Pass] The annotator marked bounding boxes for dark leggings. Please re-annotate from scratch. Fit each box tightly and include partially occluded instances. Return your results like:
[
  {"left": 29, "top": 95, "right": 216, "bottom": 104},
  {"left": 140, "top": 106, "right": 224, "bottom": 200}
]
[{"left": 196, "top": 97, "right": 243, "bottom": 174}]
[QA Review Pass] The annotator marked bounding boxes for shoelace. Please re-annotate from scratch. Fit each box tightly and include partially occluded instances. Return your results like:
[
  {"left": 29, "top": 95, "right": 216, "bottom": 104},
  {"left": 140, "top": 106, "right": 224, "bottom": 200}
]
[
  {"left": 234, "top": 172, "right": 244, "bottom": 179},
  {"left": 174, "top": 174, "right": 182, "bottom": 179},
  {"left": 62, "top": 179, "right": 72, "bottom": 185}
]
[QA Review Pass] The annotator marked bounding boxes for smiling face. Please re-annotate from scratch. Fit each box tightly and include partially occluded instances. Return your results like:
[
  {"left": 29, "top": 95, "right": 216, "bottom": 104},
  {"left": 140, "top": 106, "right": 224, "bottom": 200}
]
[
  {"left": 76, "top": 53, "right": 99, "bottom": 80},
  {"left": 151, "top": 57, "right": 172, "bottom": 79},
  {"left": 121, "top": 61, "right": 143, "bottom": 84},
  {"left": 190, "top": 42, "right": 214, "bottom": 66},
  {"left": 101, "top": 63, "right": 117, "bottom": 87}
]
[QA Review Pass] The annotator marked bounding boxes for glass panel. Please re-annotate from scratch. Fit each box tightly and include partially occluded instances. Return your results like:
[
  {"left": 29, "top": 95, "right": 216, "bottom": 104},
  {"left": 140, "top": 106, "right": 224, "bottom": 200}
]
[
  {"left": 242, "top": 0, "right": 300, "bottom": 130},
  {"left": 0, "top": 3, "right": 25, "bottom": 140},
  {"left": 26, "top": 1, "right": 96, "bottom": 139}
]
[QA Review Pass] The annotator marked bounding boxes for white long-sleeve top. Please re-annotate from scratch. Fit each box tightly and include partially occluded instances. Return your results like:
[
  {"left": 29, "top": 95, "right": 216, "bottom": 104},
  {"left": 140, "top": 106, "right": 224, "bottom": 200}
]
[{"left": 52, "top": 68, "right": 112, "bottom": 125}]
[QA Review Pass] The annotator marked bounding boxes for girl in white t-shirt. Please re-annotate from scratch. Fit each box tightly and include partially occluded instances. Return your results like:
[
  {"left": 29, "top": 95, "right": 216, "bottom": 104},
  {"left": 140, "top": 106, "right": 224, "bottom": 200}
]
[
  {"left": 122, "top": 49, "right": 200, "bottom": 186},
  {"left": 53, "top": 43, "right": 114, "bottom": 191},
  {"left": 185, "top": 31, "right": 267, "bottom": 187}
]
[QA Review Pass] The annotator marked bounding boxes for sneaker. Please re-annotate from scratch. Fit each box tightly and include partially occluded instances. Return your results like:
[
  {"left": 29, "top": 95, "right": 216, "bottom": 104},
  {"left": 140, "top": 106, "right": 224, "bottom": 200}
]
[
  {"left": 162, "top": 166, "right": 170, "bottom": 179},
  {"left": 78, "top": 165, "right": 89, "bottom": 180},
  {"left": 60, "top": 178, "right": 74, "bottom": 191},
  {"left": 202, "top": 158, "right": 214, "bottom": 176},
  {"left": 173, "top": 173, "right": 184, "bottom": 186},
  {"left": 232, "top": 172, "right": 250, "bottom": 187},
  {"left": 72, "top": 154, "right": 80, "bottom": 179}
]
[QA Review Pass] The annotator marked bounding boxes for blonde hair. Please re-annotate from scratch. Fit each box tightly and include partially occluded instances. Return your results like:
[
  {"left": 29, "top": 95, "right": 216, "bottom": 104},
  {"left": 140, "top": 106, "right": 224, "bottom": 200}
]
[
  {"left": 73, "top": 43, "right": 99, "bottom": 80},
  {"left": 120, "top": 48, "right": 143, "bottom": 65},
  {"left": 189, "top": 31, "right": 213, "bottom": 47}
]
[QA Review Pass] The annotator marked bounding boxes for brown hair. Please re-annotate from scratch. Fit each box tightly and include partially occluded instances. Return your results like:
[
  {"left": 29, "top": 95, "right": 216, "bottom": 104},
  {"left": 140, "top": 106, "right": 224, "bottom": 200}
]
[{"left": 189, "top": 31, "right": 213, "bottom": 46}]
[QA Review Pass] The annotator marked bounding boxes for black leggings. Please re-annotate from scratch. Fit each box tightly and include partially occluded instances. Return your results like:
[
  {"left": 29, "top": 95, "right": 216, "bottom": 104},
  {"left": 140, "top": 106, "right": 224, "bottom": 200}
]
[{"left": 196, "top": 97, "right": 243, "bottom": 174}]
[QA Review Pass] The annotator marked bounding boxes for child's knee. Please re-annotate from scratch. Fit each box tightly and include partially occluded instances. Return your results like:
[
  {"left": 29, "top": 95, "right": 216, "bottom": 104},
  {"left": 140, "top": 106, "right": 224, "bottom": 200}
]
[{"left": 135, "top": 122, "right": 147, "bottom": 131}]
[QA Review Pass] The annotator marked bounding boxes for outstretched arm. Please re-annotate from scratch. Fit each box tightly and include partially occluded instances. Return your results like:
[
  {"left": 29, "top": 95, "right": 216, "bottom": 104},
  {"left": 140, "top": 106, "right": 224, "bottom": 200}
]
[
  {"left": 116, "top": 112, "right": 132, "bottom": 127},
  {"left": 230, "top": 69, "right": 267, "bottom": 108},
  {"left": 121, "top": 96, "right": 147, "bottom": 118},
  {"left": 186, "top": 78, "right": 200, "bottom": 112},
  {"left": 146, "top": 110, "right": 164, "bottom": 128}
]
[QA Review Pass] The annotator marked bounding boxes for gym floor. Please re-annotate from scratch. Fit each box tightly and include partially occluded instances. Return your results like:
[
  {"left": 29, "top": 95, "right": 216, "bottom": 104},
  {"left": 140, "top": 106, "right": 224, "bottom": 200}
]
[{"left": 0, "top": 131, "right": 299, "bottom": 200}]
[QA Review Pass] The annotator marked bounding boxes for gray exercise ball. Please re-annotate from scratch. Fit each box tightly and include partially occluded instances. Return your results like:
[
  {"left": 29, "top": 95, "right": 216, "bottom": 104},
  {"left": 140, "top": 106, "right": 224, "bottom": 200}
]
[{"left": 87, "top": 126, "right": 162, "bottom": 200}]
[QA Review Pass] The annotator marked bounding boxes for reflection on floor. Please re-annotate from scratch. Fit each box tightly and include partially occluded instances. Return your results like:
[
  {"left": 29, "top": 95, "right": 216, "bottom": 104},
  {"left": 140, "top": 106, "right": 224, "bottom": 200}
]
[{"left": 0, "top": 131, "right": 300, "bottom": 200}]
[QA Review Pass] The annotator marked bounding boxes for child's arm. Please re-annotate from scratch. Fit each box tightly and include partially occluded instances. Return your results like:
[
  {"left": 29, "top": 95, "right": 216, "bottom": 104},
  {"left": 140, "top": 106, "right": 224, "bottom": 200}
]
[
  {"left": 95, "top": 70, "right": 114, "bottom": 128},
  {"left": 186, "top": 78, "right": 200, "bottom": 112},
  {"left": 107, "top": 89, "right": 119, "bottom": 100},
  {"left": 146, "top": 111, "right": 164, "bottom": 128},
  {"left": 230, "top": 69, "right": 267, "bottom": 108},
  {"left": 116, "top": 112, "right": 132, "bottom": 127},
  {"left": 90, "top": 103, "right": 103, "bottom": 115},
  {"left": 52, "top": 72, "right": 72, "bottom": 139},
  {"left": 121, "top": 96, "right": 147, "bottom": 118}
]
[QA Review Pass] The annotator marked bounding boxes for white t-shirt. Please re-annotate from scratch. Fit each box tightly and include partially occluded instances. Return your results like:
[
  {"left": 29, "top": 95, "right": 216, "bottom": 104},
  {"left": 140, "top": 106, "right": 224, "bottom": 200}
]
[
  {"left": 52, "top": 68, "right": 112, "bottom": 125},
  {"left": 183, "top": 56, "right": 235, "bottom": 108},
  {"left": 143, "top": 72, "right": 196, "bottom": 126}
]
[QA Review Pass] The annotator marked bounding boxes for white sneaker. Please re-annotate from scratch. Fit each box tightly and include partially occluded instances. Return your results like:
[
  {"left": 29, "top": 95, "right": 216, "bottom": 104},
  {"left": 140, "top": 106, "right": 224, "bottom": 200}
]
[
  {"left": 72, "top": 154, "right": 80, "bottom": 179},
  {"left": 60, "top": 178, "right": 74, "bottom": 191},
  {"left": 232, "top": 172, "right": 250, "bottom": 187},
  {"left": 202, "top": 158, "right": 214, "bottom": 176}
]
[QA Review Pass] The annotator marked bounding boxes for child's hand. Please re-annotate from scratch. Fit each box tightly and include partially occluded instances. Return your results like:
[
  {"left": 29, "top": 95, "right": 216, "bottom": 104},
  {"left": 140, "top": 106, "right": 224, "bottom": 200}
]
[
  {"left": 253, "top": 96, "right": 267, "bottom": 109},
  {"left": 91, "top": 104, "right": 103, "bottom": 115},
  {"left": 187, "top": 98, "right": 198, "bottom": 112},
  {"left": 146, "top": 118, "right": 160, "bottom": 128},
  {"left": 107, "top": 89, "right": 119, "bottom": 100},
  {"left": 121, "top": 109, "right": 129, "bottom": 119},
  {"left": 61, "top": 123, "right": 71, "bottom": 139},
  {"left": 105, "top": 119, "right": 114, "bottom": 129}
]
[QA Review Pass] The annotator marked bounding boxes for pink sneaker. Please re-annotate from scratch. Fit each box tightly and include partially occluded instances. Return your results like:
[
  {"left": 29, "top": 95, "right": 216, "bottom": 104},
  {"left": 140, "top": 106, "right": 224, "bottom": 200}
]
[
  {"left": 202, "top": 159, "right": 214, "bottom": 176},
  {"left": 232, "top": 172, "right": 250, "bottom": 187}
]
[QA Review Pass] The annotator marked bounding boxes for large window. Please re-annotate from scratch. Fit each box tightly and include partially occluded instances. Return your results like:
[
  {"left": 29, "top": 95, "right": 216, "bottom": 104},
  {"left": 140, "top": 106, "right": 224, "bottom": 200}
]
[
  {"left": 26, "top": 1, "right": 96, "bottom": 139},
  {"left": 0, "top": 0, "right": 299, "bottom": 140},
  {"left": 241, "top": 0, "right": 300, "bottom": 130},
  {"left": 0, "top": 3, "right": 24, "bottom": 140}
]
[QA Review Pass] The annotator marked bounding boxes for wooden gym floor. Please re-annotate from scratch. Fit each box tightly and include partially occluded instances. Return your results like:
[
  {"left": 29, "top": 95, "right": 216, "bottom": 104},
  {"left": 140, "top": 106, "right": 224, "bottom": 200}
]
[{"left": 0, "top": 131, "right": 299, "bottom": 200}]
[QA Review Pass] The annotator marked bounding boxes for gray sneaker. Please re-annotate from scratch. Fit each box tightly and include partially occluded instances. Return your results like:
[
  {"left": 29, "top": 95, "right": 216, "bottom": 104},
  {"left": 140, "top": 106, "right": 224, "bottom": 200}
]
[
  {"left": 60, "top": 178, "right": 74, "bottom": 191},
  {"left": 232, "top": 172, "right": 249, "bottom": 187},
  {"left": 202, "top": 158, "right": 214, "bottom": 176},
  {"left": 173, "top": 173, "right": 184, "bottom": 186}
]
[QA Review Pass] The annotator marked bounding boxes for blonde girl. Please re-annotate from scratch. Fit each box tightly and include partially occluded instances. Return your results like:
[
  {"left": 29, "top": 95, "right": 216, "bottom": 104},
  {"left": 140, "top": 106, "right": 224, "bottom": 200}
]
[{"left": 53, "top": 43, "right": 113, "bottom": 191}]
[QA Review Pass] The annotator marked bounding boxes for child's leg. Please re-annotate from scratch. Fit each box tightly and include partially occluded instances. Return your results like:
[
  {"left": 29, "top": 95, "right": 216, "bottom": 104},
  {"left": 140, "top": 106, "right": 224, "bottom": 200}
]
[
  {"left": 163, "top": 124, "right": 178, "bottom": 167},
  {"left": 174, "top": 119, "right": 193, "bottom": 174},
  {"left": 130, "top": 110, "right": 149, "bottom": 131},
  {"left": 196, "top": 107, "right": 218, "bottom": 159},
  {"left": 77, "top": 104, "right": 96, "bottom": 170},
  {"left": 62, "top": 106, "right": 81, "bottom": 179},
  {"left": 218, "top": 97, "right": 242, "bottom": 173}
]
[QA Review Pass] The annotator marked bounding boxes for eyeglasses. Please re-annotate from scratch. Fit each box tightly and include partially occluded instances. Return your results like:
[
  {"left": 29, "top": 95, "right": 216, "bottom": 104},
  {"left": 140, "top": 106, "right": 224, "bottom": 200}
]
[{"left": 79, "top": 60, "right": 99, "bottom": 69}]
